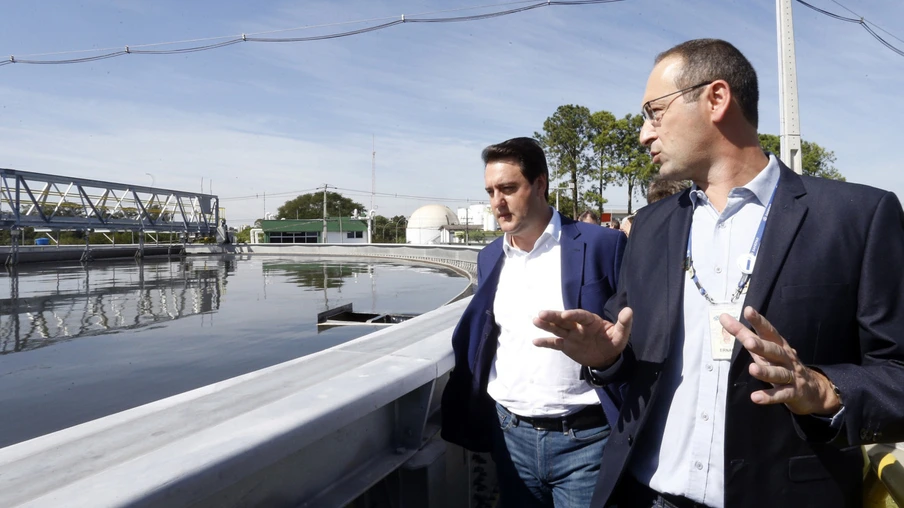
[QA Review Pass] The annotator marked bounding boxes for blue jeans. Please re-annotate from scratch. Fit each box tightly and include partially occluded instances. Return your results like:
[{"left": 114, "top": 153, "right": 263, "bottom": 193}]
[{"left": 491, "top": 402, "right": 609, "bottom": 508}]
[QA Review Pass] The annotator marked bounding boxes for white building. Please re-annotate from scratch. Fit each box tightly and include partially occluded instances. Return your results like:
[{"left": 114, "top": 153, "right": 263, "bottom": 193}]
[{"left": 406, "top": 205, "right": 460, "bottom": 245}]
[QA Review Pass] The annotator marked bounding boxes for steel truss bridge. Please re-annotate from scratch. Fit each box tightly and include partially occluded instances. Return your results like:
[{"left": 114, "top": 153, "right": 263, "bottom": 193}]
[{"left": 0, "top": 168, "right": 219, "bottom": 237}]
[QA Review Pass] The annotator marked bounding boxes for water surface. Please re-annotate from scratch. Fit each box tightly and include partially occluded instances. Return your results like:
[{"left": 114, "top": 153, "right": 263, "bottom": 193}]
[{"left": 0, "top": 255, "right": 466, "bottom": 448}]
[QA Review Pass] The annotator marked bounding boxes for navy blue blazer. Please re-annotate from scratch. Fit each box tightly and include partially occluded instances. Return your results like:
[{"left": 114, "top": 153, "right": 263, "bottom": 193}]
[
  {"left": 441, "top": 215, "right": 627, "bottom": 452},
  {"left": 592, "top": 164, "right": 904, "bottom": 508}
]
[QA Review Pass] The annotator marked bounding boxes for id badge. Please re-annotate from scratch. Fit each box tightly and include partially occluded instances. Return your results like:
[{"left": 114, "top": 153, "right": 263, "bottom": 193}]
[{"left": 708, "top": 303, "right": 742, "bottom": 361}]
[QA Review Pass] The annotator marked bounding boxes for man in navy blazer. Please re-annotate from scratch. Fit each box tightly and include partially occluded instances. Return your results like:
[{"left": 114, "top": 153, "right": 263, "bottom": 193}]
[
  {"left": 441, "top": 137, "right": 626, "bottom": 507},
  {"left": 534, "top": 39, "right": 904, "bottom": 507}
]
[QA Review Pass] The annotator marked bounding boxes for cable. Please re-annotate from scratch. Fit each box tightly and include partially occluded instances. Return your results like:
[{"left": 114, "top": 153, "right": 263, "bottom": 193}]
[
  {"left": 221, "top": 185, "right": 487, "bottom": 205},
  {"left": 334, "top": 185, "right": 487, "bottom": 203},
  {"left": 795, "top": 0, "right": 904, "bottom": 58},
  {"left": 827, "top": 0, "right": 904, "bottom": 46},
  {"left": 245, "top": 20, "right": 405, "bottom": 43},
  {"left": 220, "top": 187, "right": 321, "bottom": 200},
  {"left": 3, "top": 0, "right": 623, "bottom": 67}
]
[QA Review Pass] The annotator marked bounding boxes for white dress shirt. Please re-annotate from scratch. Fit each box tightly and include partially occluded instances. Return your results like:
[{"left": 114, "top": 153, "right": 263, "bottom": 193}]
[
  {"left": 486, "top": 209, "right": 600, "bottom": 417},
  {"left": 629, "top": 155, "right": 781, "bottom": 507}
]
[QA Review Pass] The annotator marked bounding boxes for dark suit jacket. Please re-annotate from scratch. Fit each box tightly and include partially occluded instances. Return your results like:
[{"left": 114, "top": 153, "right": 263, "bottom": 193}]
[
  {"left": 441, "top": 215, "right": 627, "bottom": 452},
  {"left": 593, "top": 164, "right": 904, "bottom": 507}
]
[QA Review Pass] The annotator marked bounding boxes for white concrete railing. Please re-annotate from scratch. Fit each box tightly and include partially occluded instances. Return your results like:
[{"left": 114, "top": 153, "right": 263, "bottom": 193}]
[{"left": 0, "top": 244, "right": 485, "bottom": 508}]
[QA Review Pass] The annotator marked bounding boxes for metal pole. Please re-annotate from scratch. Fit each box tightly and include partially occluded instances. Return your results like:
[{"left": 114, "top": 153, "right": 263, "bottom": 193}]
[
  {"left": 777, "top": 0, "right": 803, "bottom": 174},
  {"left": 322, "top": 184, "right": 328, "bottom": 243},
  {"left": 465, "top": 206, "right": 469, "bottom": 245}
]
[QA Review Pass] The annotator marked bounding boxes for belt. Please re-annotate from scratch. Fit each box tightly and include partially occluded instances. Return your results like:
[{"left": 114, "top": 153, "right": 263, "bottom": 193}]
[
  {"left": 617, "top": 474, "right": 710, "bottom": 508},
  {"left": 512, "top": 404, "right": 606, "bottom": 432}
]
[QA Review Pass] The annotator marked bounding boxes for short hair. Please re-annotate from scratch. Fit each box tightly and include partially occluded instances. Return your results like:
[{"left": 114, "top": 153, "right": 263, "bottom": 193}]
[
  {"left": 611, "top": 217, "right": 621, "bottom": 230},
  {"left": 647, "top": 178, "right": 691, "bottom": 204},
  {"left": 578, "top": 210, "right": 600, "bottom": 225},
  {"left": 655, "top": 39, "right": 759, "bottom": 128},
  {"left": 482, "top": 137, "right": 550, "bottom": 200}
]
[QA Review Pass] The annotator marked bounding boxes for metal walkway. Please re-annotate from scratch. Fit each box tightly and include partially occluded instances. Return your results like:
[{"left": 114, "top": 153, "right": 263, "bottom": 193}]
[{"left": 0, "top": 168, "right": 218, "bottom": 234}]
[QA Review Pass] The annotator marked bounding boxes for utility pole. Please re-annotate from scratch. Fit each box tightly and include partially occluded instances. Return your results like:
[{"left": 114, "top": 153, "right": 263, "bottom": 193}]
[
  {"left": 371, "top": 135, "right": 376, "bottom": 244},
  {"left": 777, "top": 0, "right": 803, "bottom": 174},
  {"left": 321, "top": 184, "right": 334, "bottom": 243},
  {"left": 465, "top": 205, "right": 469, "bottom": 245}
]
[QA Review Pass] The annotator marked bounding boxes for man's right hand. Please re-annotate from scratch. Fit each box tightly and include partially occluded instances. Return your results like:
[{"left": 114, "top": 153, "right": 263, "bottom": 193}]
[{"left": 532, "top": 307, "right": 633, "bottom": 369}]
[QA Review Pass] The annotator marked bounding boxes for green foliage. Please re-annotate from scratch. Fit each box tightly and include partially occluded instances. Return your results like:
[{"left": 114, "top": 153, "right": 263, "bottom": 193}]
[
  {"left": 234, "top": 226, "right": 252, "bottom": 243},
  {"left": 535, "top": 105, "right": 593, "bottom": 219},
  {"left": 758, "top": 134, "right": 846, "bottom": 181},
  {"left": 597, "top": 114, "right": 657, "bottom": 214},
  {"left": 537, "top": 107, "right": 656, "bottom": 216},
  {"left": 586, "top": 110, "right": 618, "bottom": 216},
  {"left": 276, "top": 192, "right": 366, "bottom": 220},
  {"left": 547, "top": 192, "right": 580, "bottom": 219},
  {"left": 372, "top": 214, "right": 407, "bottom": 243}
]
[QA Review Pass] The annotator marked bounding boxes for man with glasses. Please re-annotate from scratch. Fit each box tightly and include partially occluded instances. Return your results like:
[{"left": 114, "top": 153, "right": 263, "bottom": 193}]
[{"left": 533, "top": 39, "right": 904, "bottom": 507}]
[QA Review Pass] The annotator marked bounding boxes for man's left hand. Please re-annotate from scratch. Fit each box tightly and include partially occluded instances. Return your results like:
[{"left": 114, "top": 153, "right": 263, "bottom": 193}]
[{"left": 720, "top": 306, "right": 841, "bottom": 416}]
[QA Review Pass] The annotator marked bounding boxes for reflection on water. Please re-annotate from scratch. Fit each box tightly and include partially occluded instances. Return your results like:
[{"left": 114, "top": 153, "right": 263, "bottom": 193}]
[
  {"left": 1, "top": 260, "right": 231, "bottom": 355},
  {"left": 266, "top": 260, "right": 371, "bottom": 290},
  {"left": 0, "top": 255, "right": 466, "bottom": 448}
]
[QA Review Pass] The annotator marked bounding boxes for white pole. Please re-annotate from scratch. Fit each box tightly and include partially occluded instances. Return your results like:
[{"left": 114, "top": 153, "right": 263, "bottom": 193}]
[{"left": 777, "top": 0, "right": 803, "bottom": 174}]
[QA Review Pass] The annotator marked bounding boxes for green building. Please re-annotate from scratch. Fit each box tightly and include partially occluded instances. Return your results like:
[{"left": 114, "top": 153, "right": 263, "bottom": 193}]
[{"left": 257, "top": 218, "right": 370, "bottom": 244}]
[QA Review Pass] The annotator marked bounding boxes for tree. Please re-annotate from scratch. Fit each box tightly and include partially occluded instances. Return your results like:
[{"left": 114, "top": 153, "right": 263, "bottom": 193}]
[
  {"left": 595, "top": 114, "right": 657, "bottom": 214},
  {"left": 373, "top": 214, "right": 391, "bottom": 243},
  {"left": 547, "top": 192, "right": 578, "bottom": 217},
  {"left": 758, "top": 134, "right": 845, "bottom": 181},
  {"left": 371, "top": 214, "right": 407, "bottom": 243},
  {"left": 535, "top": 105, "right": 593, "bottom": 219},
  {"left": 587, "top": 110, "right": 619, "bottom": 216},
  {"left": 390, "top": 215, "right": 407, "bottom": 243},
  {"left": 276, "top": 192, "right": 365, "bottom": 220},
  {"left": 234, "top": 226, "right": 252, "bottom": 243}
]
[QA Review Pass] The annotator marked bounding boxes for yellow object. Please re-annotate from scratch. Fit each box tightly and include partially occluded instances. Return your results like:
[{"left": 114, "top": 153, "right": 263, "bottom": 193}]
[{"left": 879, "top": 454, "right": 899, "bottom": 479}]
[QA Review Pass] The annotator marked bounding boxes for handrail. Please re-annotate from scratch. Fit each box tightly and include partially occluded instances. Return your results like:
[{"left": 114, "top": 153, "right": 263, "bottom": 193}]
[{"left": 865, "top": 444, "right": 904, "bottom": 507}]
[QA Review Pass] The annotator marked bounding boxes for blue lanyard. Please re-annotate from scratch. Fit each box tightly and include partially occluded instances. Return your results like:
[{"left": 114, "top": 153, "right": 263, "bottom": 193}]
[{"left": 685, "top": 181, "right": 779, "bottom": 304}]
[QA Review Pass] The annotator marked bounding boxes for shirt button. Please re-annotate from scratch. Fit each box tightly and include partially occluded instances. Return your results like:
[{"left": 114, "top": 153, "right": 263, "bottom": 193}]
[
  {"left": 715, "top": 266, "right": 723, "bottom": 274},
  {"left": 701, "top": 412, "right": 709, "bottom": 421},
  {"left": 695, "top": 461, "right": 704, "bottom": 470},
  {"left": 706, "top": 364, "right": 714, "bottom": 372}
]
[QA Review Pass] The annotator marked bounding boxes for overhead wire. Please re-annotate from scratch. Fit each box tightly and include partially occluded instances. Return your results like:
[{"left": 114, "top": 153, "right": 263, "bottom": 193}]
[
  {"left": 827, "top": 0, "right": 904, "bottom": 46},
  {"left": 2, "top": 0, "right": 623, "bottom": 67},
  {"left": 220, "top": 185, "right": 487, "bottom": 205},
  {"left": 795, "top": 0, "right": 904, "bottom": 58}
]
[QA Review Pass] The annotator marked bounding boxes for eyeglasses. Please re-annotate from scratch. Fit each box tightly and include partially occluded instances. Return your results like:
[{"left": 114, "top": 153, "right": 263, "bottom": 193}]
[{"left": 641, "top": 81, "right": 713, "bottom": 126}]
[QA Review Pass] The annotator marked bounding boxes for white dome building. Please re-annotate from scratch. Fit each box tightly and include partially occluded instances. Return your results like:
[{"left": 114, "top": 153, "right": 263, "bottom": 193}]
[{"left": 406, "top": 204, "right": 460, "bottom": 245}]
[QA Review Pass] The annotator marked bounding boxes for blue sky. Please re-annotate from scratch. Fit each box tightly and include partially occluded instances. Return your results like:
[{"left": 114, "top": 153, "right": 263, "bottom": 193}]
[{"left": 1, "top": 0, "right": 901, "bottom": 226}]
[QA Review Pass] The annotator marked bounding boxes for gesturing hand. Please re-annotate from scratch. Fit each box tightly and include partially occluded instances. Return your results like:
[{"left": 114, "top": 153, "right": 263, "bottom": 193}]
[
  {"left": 532, "top": 307, "right": 633, "bottom": 369},
  {"left": 720, "top": 306, "right": 841, "bottom": 416}
]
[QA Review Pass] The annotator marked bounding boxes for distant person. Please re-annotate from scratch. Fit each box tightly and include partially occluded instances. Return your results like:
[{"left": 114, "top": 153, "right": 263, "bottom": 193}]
[
  {"left": 533, "top": 38, "right": 904, "bottom": 508},
  {"left": 647, "top": 177, "right": 690, "bottom": 204},
  {"left": 217, "top": 219, "right": 231, "bottom": 245},
  {"left": 441, "top": 137, "right": 626, "bottom": 507},
  {"left": 578, "top": 210, "right": 601, "bottom": 225},
  {"left": 622, "top": 214, "right": 635, "bottom": 237},
  {"left": 610, "top": 217, "right": 621, "bottom": 231}
]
